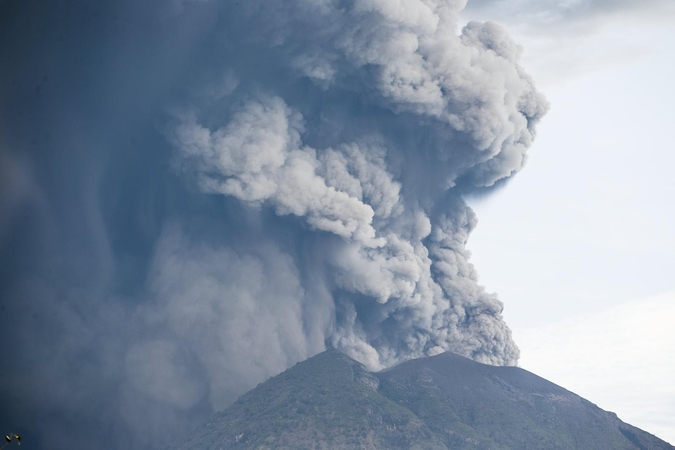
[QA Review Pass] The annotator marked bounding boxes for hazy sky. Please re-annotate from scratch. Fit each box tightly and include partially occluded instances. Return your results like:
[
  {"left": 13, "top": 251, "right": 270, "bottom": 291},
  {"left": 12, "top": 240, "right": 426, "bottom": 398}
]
[{"left": 462, "top": 1, "right": 675, "bottom": 443}]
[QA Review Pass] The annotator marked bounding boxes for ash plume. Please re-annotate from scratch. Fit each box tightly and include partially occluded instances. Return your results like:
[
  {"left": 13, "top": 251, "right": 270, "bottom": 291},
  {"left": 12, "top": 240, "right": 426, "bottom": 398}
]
[{"left": 0, "top": 0, "right": 547, "bottom": 449}]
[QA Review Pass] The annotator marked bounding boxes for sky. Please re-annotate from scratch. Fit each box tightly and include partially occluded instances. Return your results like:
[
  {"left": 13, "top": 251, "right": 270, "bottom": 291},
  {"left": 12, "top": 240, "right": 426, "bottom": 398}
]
[
  {"left": 0, "top": 0, "right": 673, "bottom": 448},
  {"left": 461, "top": 0, "right": 675, "bottom": 443}
]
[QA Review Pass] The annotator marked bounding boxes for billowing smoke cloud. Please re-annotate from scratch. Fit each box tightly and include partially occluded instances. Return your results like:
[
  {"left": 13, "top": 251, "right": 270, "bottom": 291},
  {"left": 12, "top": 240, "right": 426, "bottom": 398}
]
[{"left": 0, "top": 0, "right": 546, "bottom": 449}]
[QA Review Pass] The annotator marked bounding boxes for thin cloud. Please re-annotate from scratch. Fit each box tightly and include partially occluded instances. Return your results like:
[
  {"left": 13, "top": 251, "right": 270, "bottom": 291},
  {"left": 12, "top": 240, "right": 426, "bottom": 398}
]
[{"left": 463, "top": 0, "right": 675, "bottom": 38}]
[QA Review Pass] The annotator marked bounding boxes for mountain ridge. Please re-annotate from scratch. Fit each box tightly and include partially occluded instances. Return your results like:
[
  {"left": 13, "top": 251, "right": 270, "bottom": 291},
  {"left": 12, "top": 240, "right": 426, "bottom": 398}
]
[{"left": 170, "top": 349, "right": 673, "bottom": 450}]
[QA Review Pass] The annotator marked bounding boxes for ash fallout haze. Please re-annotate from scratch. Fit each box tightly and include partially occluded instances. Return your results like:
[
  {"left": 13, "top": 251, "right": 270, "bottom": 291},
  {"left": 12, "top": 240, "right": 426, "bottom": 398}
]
[{"left": 2, "top": 0, "right": 553, "bottom": 448}]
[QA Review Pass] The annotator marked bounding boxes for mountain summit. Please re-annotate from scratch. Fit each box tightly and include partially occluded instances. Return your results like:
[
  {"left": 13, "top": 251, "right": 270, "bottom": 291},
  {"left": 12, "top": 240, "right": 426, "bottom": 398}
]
[{"left": 170, "top": 349, "right": 673, "bottom": 450}]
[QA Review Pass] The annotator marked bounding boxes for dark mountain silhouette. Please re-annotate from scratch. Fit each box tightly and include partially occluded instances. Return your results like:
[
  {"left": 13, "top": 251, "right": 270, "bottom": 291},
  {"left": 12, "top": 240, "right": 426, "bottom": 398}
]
[{"left": 170, "top": 349, "right": 674, "bottom": 450}]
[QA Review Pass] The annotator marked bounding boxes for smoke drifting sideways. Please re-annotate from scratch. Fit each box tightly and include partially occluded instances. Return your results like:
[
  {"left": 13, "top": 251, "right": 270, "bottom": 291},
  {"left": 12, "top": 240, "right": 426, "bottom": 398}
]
[{"left": 0, "top": 0, "right": 547, "bottom": 449}]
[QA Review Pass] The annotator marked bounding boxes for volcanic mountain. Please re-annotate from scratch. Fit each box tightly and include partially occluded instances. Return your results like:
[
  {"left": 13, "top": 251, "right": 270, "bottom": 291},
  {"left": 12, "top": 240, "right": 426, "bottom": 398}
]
[{"left": 169, "top": 349, "right": 673, "bottom": 450}]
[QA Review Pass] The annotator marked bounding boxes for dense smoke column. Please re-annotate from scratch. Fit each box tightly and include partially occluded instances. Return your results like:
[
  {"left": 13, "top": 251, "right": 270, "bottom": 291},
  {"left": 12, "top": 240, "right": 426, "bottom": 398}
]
[
  {"left": 169, "top": 0, "right": 546, "bottom": 368},
  {"left": 0, "top": 0, "right": 547, "bottom": 449}
]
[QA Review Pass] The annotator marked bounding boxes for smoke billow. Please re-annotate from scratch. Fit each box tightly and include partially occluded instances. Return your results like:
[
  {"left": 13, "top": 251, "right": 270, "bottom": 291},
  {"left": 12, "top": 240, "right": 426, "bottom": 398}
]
[{"left": 0, "top": 0, "right": 547, "bottom": 449}]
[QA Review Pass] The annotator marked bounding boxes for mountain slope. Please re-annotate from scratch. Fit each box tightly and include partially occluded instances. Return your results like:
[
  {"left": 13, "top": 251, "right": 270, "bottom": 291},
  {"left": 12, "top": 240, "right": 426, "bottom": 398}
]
[
  {"left": 170, "top": 350, "right": 674, "bottom": 450},
  {"left": 171, "top": 349, "right": 447, "bottom": 449},
  {"left": 378, "top": 351, "right": 671, "bottom": 450}
]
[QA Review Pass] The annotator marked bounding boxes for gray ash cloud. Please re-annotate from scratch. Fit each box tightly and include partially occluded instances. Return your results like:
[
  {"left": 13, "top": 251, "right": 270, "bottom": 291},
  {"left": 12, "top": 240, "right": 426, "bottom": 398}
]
[{"left": 0, "top": 0, "right": 546, "bottom": 449}]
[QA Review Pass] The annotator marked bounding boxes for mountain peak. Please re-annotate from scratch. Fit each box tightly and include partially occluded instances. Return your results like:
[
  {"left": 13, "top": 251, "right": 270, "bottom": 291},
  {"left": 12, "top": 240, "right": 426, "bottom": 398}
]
[{"left": 171, "top": 350, "right": 674, "bottom": 450}]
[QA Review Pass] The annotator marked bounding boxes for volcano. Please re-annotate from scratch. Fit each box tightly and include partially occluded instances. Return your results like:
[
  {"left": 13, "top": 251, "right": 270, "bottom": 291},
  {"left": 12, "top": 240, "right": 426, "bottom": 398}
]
[{"left": 168, "top": 349, "right": 673, "bottom": 450}]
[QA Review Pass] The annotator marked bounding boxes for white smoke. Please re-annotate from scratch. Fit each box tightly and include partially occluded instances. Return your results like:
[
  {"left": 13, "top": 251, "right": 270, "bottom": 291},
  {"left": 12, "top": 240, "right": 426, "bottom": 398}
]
[{"left": 172, "top": 98, "right": 382, "bottom": 244}]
